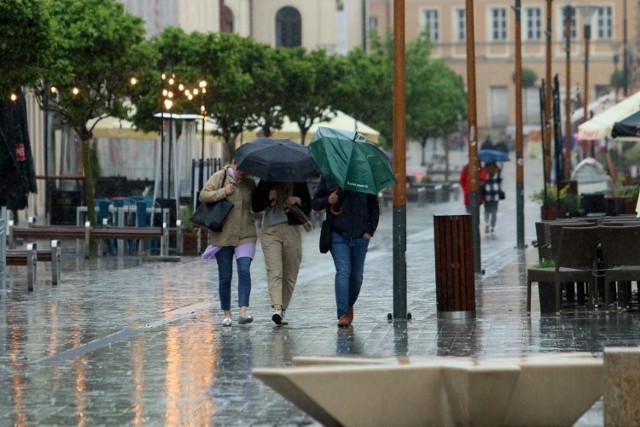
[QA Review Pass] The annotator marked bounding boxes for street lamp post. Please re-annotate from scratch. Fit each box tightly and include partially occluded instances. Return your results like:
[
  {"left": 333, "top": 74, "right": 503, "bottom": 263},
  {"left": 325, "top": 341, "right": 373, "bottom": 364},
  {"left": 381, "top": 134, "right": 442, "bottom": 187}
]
[
  {"left": 623, "top": 0, "right": 628, "bottom": 96},
  {"left": 577, "top": 6, "right": 598, "bottom": 159},
  {"left": 564, "top": 2, "right": 573, "bottom": 183}
]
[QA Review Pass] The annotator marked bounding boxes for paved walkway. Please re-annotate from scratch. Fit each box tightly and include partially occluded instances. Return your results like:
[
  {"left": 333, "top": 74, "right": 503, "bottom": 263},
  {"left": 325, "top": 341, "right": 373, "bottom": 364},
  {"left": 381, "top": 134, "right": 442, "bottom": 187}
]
[{"left": 0, "top": 146, "right": 628, "bottom": 426}]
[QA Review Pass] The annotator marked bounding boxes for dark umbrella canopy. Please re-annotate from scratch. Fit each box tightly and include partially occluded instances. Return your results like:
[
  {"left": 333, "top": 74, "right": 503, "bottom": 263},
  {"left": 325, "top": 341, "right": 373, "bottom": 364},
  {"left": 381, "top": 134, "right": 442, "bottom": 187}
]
[
  {"left": 234, "top": 138, "right": 319, "bottom": 182},
  {"left": 611, "top": 109, "right": 640, "bottom": 139}
]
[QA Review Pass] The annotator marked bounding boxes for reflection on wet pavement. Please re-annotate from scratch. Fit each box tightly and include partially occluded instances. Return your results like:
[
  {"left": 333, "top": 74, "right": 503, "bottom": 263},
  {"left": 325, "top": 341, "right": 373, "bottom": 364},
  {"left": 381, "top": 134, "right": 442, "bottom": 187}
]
[{"left": 0, "top": 151, "right": 617, "bottom": 425}]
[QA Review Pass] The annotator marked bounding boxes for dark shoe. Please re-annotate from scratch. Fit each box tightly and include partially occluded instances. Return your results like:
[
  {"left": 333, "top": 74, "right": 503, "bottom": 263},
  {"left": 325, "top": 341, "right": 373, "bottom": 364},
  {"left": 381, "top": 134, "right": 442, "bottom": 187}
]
[
  {"left": 337, "top": 315, "right": 350, "bottom": 327},
  {"left": 347, "top": 305, "right": 354, "bottom": 323},
  {"left": 272, "top": 310, "right": 283, "bottom": 325}
]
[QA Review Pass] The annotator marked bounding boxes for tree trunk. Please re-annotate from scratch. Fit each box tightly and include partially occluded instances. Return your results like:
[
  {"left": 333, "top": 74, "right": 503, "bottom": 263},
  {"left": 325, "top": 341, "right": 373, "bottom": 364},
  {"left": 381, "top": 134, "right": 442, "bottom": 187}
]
[
  {"left": 420, "top": 137, "right": 427, "bottom": 166},
  {"left": 81, "top": 136, "right": 98, "bottom": 257}
]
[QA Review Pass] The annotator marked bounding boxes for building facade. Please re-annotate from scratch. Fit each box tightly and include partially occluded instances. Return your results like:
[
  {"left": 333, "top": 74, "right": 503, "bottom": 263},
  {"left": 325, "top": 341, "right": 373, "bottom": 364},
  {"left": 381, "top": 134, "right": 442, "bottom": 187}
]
[
  {"left": 368, "top": 0, "right": 640, "bottom": 135},
  {"left": 119, "top": 0, "right": 640, "bottom": 135}
]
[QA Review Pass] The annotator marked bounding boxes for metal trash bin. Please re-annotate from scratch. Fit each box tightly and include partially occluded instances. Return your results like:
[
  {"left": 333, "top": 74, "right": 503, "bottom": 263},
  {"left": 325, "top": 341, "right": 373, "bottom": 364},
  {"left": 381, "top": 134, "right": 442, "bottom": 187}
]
[{"left": 434, "top": 214, "right": 476, "bottom": 319}]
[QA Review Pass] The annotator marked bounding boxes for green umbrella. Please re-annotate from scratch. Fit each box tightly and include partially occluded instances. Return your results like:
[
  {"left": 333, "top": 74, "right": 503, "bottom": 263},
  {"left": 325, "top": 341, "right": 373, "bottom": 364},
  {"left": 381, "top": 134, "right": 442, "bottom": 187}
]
[{"left": 309, "top": 126, "right": 396, "bottom": 195}]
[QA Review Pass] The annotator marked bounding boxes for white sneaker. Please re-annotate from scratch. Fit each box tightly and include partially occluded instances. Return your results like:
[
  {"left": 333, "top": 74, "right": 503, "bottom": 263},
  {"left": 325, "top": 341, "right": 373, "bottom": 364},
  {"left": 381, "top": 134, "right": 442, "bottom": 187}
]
[
  {"left": 238, "top": 314, "right": 253, "bottom": 325},
  {"left": 222, "top": 317, "right": 232, "bottom": 327},
  {"left": 281, "top": 309, "right": 289, "bottom": 325}
]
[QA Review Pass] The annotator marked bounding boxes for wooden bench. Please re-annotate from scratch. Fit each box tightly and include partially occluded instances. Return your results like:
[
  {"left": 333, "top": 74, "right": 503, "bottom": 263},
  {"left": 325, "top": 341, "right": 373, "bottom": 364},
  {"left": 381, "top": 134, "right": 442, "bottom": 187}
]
[
  {"left": 5, "top": 241, "right": 61, "bottom": 291},
  {"left": 9, "top": 224, "right": 172, "bottom": 257},
  {"left": 9, "top": 225, "right": 88, "bottom": 249}
]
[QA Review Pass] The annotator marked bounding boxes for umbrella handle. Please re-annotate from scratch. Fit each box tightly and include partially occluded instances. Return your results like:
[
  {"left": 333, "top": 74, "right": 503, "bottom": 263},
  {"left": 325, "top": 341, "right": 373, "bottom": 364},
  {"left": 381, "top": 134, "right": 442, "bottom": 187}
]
[{"left": 330, "top": 205, "right": 343, "bottom": 216}]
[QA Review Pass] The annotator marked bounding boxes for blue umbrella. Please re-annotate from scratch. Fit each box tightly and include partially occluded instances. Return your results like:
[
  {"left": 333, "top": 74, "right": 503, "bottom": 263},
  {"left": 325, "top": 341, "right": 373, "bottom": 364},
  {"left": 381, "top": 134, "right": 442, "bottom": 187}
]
[{"left": 478, "top": 149, "right": 510, "bottom": 164}]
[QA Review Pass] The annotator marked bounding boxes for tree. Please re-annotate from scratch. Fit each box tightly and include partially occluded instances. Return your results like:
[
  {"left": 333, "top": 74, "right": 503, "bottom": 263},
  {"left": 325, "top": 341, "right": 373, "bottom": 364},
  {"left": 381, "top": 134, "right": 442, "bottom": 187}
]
[
  {"left": 279, "top": 48, "right": 337, "bottom": 145},
  {"left": 244, "top": 44, "right": 287, "bottom": 139},
  {"left": 35, "top": 0, "right": 153, "bottom": 256},
  {"left": 405, "top": 34, "right": 466, "bottom": 169},
  {"left": 0, "top": 0, "right": 52, "bottom": 98},
  {"left": 334, "top": 42, "right": 393, "bottom": 146},
  {"left": 200, "top": 32, "right": 257, "bottom": 159}
]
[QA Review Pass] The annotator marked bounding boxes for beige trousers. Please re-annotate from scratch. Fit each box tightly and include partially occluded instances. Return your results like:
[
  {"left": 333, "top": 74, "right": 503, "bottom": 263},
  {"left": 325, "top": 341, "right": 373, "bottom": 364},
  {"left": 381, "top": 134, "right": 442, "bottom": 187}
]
[{"left": 260, "top": 222, "right": 302, "bottom": 309}]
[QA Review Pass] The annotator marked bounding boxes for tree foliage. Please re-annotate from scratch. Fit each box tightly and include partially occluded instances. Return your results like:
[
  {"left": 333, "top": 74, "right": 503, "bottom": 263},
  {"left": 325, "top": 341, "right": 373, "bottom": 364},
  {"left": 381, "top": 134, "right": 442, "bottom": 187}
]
[
  {"left": 404, "top": 34, "right": 466, "bottom": 166},
  {"left": 279, "top": 48, "right": 337, "bottom": 145},
  {"left": 35, "top": 0, "right": 153, "bottom": 249},
  {"left": 512, "top": 67, "right": 538, "bottom": 88},
  {"left": 0, "top": 0, "right": 52, "bottom": 98}
]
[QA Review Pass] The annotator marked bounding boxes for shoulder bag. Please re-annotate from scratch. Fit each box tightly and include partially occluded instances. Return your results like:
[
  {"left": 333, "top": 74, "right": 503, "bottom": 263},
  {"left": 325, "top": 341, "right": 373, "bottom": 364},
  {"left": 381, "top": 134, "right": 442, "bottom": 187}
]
[
  {"left": 319, "top": 218, "right": 332, "bottom": 254},
  {"left": 191, "top": 173, "right": 234, "bottom": 232}
]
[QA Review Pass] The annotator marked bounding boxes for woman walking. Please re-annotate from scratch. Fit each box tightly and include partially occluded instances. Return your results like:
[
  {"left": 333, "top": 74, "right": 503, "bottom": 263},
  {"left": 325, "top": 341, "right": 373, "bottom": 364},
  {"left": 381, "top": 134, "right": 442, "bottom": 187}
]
[
  {"left": 311, "top": 175, "right": 379, "bottom": 327},
  {"left": 252, "top": 180, "right": 313, "bottom": 326},
  {"left": 482, "top": 162, "right": 504, "bottom": 233},
  {"left": 199, "top": 161, "right": 257, "bottom": 326}
]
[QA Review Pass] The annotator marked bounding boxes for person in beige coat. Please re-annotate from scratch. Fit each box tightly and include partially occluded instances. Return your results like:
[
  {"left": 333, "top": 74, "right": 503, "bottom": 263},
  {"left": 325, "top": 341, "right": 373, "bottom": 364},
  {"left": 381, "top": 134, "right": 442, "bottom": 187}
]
[{"left": 199, "top": 161, "right": 257, "bottom": 327}]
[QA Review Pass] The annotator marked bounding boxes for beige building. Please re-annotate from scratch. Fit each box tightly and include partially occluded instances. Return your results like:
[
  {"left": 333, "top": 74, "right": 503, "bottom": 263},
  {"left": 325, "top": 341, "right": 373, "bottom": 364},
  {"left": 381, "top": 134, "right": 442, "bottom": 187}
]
[
  {"left": 119, "top": 0, "right": 639, "bottom": 135},
  {"left": 368, "top": 0, "right": 640, "bottom": 136}
]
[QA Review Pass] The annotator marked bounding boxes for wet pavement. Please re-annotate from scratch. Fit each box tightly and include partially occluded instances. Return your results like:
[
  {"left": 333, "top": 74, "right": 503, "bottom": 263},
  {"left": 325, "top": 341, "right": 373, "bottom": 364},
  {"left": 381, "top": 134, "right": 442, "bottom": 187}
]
[{"left": 0, "top": 147, "right": 632, "bottom": 426}]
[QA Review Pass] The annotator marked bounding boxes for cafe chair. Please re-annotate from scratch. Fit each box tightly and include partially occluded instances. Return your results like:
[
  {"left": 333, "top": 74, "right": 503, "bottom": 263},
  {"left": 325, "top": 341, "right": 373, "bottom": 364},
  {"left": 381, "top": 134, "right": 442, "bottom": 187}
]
[
  {"left": 546, "top": 221, "right": 596, "bottom": 306},
  {"left": 527, "top": 226, "right": 600, "bottom": 315},
  {"left": 598, "top": 225, "right": 640, "bottom": 311},
  {"left": 534, "top": 222, "right": 552, "bottom": 261}
]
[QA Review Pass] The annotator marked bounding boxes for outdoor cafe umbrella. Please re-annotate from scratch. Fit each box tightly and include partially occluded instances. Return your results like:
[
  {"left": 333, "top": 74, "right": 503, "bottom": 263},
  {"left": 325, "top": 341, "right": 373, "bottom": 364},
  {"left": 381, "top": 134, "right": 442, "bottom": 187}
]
[
  {"left": 478, "top": 149, "right": 510, "bottom": 164},
  {"left": 611, "top": 109, "right": 640, "bottom": 140},
  {"left": 234, "top": 138, "right": 319, "bottom": 182},
  {"left": 308, "top": 126, "right": 396, "bottom": 195}
]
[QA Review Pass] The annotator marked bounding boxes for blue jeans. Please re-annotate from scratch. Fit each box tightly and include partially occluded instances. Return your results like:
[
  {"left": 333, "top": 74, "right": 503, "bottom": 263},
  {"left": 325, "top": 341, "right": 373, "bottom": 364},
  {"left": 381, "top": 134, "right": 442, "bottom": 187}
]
[
  {"left": 329, "top": 232, "right": 370, "bottom": 318},
  {"left": 215, "top": 246, "right": 252, "bottom": 311}
]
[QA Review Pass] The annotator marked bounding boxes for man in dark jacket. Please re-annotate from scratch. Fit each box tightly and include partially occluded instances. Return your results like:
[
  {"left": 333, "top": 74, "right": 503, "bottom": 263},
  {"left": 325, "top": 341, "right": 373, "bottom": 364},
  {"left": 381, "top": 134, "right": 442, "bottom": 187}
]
[{"left": 311, "top": 175, "right": 379, "bottom": 327}]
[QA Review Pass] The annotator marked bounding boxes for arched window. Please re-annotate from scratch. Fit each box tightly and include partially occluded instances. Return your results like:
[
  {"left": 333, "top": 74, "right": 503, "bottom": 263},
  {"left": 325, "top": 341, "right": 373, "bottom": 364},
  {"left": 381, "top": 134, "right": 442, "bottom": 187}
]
[
  {"left": 276, "top": 6, "right": 301, "bottom": 47},
  {"left": 221, "top": 6, "right": 234, "bottom": 33}
]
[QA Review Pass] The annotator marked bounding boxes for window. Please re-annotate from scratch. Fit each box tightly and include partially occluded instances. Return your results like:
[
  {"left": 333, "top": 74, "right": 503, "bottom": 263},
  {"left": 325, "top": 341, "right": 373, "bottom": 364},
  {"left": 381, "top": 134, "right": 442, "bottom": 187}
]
[
  {"left": 525, "top": 7, "right": 541, "bottom": 41},
  {"left": 369, "top": 16, "right": 378, "bottom": 31},
  {"left": 559, "top": 6, "right": 578, "bottom": 40},
  {"left": 276, "top": 7, "right": 302, "bottom": 48},
  {"left": 491, "top": 8, "right": 507, "bottom": 41},
  {"left": 455, "top": 8, "right": 466, "bottom": 42},
  {"left": 221, "top": 6, "right": 234, "bottom": 33},
  {"left": 422, "top": 9, "right": 439, "bottom": 42},
  {"left": 490, "top": 86, "right": 509, "bottom": 127},
  {"left": 597, "top": 6, "right": 612, "bottom": 39}
]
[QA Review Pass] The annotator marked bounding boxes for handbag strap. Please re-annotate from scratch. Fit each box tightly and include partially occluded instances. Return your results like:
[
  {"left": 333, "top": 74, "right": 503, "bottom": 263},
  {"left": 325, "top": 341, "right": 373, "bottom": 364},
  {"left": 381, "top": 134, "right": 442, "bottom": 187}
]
[{"left": 216, "top": 170, "right": 228, "bottom": 192}]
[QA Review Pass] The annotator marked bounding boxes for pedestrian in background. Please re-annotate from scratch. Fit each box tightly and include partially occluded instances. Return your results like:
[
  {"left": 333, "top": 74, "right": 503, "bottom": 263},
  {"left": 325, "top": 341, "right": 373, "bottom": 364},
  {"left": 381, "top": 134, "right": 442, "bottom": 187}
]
[
  {"left": 199, "top": 160, "right": 257, "bottom": 327},
  {"left": 483, "top": 162, "right": 504, "bottom": 234},
  {"left": 311, "top": 175, "right": 379, "bottom": 327},
  {"left": 459, "top": 162, "right": 487, "bottom": 214},
  {"left": 252, "top": 180, "right": 313, "bottom": 326},
  {"left": 480, "top": 134, "right": 495, "bottom": 150}
]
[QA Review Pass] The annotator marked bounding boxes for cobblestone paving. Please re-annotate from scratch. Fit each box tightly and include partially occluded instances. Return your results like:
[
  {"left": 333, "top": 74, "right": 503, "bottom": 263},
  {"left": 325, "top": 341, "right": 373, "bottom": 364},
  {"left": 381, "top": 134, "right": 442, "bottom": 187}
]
[{"left": 1, "top": 150, "right": 630, "bottom": 426}]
